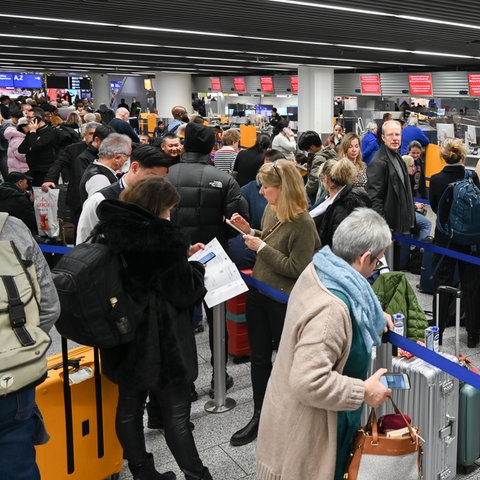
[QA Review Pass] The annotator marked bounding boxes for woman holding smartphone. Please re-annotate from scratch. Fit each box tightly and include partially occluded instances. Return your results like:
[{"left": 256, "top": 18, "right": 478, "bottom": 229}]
[
  {"left": 94, "top": 176, "right": 213, "bottom": 480},
  {"left": 229, "top": 159, "right": 320, "bottom": 446}
]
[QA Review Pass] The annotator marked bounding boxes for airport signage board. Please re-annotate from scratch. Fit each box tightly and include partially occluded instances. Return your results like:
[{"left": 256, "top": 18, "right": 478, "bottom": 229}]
[
  {"left": 210, "top": 77, "right": 222, "bottom": 91},
  {"left": 233, "top": 77, "right": 246, "bottom": 92},
  {"left": 260, "top": 77, "right": 274, "bottom": 93},
  {"left": 409, "top": 74, "right": 432, "bottom": 95},
  {"left": 0, "top": 73, "right": 14, "bottom": 88},
  {"left": 290, "top": 76, "right": 298, "bottom": 93},
  {"left": 360, "top": 74, "right": 381, "bottom": 95},
  {"left": 468, "top": 74, "right": 480, "bottom": 96}
]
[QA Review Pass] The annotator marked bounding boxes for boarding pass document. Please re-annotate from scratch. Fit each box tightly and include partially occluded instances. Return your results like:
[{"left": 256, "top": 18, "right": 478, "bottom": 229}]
[{"left": 189, "top": 238, "right": 248, "bottom": 307}]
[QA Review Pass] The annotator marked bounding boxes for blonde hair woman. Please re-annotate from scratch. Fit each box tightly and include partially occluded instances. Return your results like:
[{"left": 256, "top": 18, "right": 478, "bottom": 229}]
[
  {"left": 229, "top": 159, "right": 320, "bottom": 446},
  {"left": 310, "top": 158, "right": 371, "bottom": 246},
  {"left": 338, "top": 132, "right": 367, "bottom": 187}
]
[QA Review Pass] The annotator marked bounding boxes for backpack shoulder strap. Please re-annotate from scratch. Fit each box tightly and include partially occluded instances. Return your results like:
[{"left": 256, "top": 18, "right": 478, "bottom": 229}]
[
  {"left": 435, "top": 182, "right": 455, "bottom": 236},
  {"left": 0, "top": 212, "right": 9, "bottom": 233}
]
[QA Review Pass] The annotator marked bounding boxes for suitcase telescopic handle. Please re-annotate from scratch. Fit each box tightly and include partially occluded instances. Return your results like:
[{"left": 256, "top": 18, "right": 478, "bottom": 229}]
[
  {"left": 436, "top": 286, "right": 462, "bottom": 357},
  {"left": 436, "top": 285, "right": 462, "bottom": 298}
]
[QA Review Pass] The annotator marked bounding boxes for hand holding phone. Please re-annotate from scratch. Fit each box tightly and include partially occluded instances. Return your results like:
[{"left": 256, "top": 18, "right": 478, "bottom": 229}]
[
  {"left": 380, "top": 373, "right": 410, "bottom": 389},
  {"left": 226, "top": 217, "right": 248, "bottom": 235}
]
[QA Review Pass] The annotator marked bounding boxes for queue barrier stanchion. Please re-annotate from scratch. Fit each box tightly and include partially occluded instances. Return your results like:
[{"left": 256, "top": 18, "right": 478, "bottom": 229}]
[{"left": 204, "top": 301, "right": 236, "bottom": 413}]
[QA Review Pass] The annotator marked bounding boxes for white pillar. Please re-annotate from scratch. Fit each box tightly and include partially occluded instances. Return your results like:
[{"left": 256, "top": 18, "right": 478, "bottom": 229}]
[
  {"left": 90, "top": 73, "right": 111, "bottom": 109},
  {"left": 297, "top": 67, "right": 334, "bottom": 137},
  {"left": 153, "top": 73, "right": 192, "bottom": 119}
]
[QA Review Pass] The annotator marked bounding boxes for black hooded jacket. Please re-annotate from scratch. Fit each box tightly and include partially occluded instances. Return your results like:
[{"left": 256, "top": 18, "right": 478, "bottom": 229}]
[
  {"left": 94, "top": 199, "right": 205, "bottom": 390},
  {"left": 314, "top": 185, "right": 371, "bottom": 247}
]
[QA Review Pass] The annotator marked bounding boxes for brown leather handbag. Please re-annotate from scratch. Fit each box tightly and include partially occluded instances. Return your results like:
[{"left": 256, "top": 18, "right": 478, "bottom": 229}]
[{"left": 344, "top": 398, "right": 423, "bottom": 480}]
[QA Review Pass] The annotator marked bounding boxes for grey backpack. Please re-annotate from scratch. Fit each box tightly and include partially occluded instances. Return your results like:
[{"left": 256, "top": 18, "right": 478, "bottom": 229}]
[{"left": 0, "top": 213, "right": 51, "bottom": 395}]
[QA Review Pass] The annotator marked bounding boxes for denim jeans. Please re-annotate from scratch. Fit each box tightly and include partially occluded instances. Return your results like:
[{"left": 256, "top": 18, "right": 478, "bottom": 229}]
[
  {"left": 397, "top": 212, "right": 432, "bottom": 269},
  {"left": 0, "top": 388, "right": 48, "bottom": 480},
  {"left": 413, "top": 211, "right": 432, "bottom": 241}
]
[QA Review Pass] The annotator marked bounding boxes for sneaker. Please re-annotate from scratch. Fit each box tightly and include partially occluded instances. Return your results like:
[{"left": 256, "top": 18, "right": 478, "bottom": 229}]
[{"left": 208, "top": 373, "right": 234, "bottom": 399}]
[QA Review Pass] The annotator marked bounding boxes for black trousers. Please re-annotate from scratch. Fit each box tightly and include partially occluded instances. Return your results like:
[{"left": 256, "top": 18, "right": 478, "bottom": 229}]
[
  {"left": 433, "top": 240, "right": 480, "bottom": 337},
  {"left": 246, "top": 288, "right": 287, "bottom": 411},
  {"left": 116, "top": 380, "right": 205, "bottom": 479}
]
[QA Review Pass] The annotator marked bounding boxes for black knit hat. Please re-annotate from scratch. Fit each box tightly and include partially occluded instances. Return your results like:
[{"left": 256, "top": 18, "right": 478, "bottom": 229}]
[{"left": 184, "top": 122, "right": 215, "bottom": 154}]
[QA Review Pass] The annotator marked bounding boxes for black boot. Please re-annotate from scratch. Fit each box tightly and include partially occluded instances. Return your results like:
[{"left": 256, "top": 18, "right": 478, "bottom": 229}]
[
  {"left": 185, "top": 467, "right": 213, "bottom": 480},
  {"left": 230, "top": 411, "right": 260, "bottom": 446},
  {"left": 130, "top": 453, "right": 176, "bottom": 480}
]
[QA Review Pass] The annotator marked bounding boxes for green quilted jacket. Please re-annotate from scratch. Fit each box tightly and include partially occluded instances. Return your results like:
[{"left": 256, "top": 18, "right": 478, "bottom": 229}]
[{"left": 372, "top": 272, "right": 428, "bottom": 342}]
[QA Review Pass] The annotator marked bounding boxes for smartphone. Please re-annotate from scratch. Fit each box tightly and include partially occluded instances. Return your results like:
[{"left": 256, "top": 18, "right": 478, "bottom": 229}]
[
  {"left": 380, "top": 373, "right": 410, "bottom": 389},
  {"left": 198, "top": 251, "right": 216, "bottom": 265},
  {"left": 225, "top": 218, "right": 246, "bottom": 235}
]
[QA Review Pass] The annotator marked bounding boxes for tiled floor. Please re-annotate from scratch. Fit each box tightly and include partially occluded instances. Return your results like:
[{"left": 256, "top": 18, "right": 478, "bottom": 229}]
[{"left": 47, "top": 269, "right": 480, "bottom": 480}]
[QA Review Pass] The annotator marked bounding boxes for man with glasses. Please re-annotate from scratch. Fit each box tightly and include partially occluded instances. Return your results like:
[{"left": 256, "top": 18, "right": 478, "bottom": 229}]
[
  {"left": 366, "top": 119, "right": 415, "bottom": 237},
  {"left": 167, "top": 105, "right": 189, "bottom": 134},
  {"left": 78, "top": 133, "right": 131, "bottom": 205}
]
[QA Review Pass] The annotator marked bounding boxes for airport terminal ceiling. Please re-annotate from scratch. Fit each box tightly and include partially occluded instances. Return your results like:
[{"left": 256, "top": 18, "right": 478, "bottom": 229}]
[{"left": 2, "top": 0, "right": 480, "bottom": 76}]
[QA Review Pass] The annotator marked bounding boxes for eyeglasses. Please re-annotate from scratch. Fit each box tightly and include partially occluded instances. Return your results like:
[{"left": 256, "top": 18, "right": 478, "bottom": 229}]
[{"left": 373, "top": 255, "right": 384, "bottom": 269}]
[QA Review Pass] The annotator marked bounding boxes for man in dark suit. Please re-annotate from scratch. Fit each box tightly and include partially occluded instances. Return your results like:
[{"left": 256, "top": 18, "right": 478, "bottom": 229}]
[{"left": 366, "top": 120, "right": 415, "bottom": 236}]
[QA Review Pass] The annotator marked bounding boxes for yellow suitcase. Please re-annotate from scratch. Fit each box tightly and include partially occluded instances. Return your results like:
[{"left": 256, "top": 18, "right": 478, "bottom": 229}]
[{"left": 35, "top": 341, "right": 123, "bottom": 479}]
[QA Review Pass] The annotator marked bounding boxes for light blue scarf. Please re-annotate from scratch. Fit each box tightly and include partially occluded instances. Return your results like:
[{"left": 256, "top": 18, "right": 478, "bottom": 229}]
[{"left": 313, "top": 246, "right": 385, "bottom": 353}]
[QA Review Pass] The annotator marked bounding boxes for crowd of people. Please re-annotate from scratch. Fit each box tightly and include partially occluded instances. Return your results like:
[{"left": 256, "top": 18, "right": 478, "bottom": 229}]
[{"left": 1, "top": 94, "right": 476, "bottom": 480}]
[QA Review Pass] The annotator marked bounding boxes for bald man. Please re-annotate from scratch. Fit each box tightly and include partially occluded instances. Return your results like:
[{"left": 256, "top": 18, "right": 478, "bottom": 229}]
[
  {"left": 108, "top": 107, "right": 140, "bottom": 143},
  {"left": 167, "top": 105, "right": 189, "bottom": 134}
]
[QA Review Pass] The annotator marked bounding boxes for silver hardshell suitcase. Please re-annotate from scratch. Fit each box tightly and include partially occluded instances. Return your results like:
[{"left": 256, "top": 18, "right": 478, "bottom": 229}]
[
  {"left": 391, "top": 354, "right": 459, "bottom": 480},
  {"left": 361, "top": 338, "right": 393, "bottom": 424}
]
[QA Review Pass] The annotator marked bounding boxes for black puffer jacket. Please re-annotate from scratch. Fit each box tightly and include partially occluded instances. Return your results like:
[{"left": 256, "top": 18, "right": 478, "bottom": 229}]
[
  {"left": 167, "top": 152, "right": 248, "bottom": 247},
  {"left": 314, "top": 185, "right": 371, "bottom": 247},
  {"left": 0, "top": 183, "right": 37, "bottom": 233},
  {"left": 18, "top": 125, "right": 57, "bottom": 173},
  {"left": 94, "top": 199, "right": 205, "bottom": 390}
]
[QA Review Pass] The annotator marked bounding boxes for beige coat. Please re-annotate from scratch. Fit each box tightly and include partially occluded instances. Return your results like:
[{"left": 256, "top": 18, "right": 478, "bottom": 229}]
[{"left": 256, "top": 264, "right": 365, "bottom": 480}]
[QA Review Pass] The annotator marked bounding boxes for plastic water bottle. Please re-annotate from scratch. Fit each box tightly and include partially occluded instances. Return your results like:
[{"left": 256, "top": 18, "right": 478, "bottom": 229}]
[{"left": 393, "top": 313, "right": 405, "bottom": 336}]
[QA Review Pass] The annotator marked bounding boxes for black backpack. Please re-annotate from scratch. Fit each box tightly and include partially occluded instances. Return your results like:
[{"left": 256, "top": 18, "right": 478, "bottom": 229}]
[
  {"left": 52, "top": 242, "right": 137, "bottom": 348},
  {"left": 54, "top": 125, "right": 81, "bottom": 151}
]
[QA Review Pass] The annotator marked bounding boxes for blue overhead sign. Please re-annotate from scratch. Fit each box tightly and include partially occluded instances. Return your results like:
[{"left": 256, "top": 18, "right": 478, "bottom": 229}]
[
  {"left": 0, "top": 73, "right": 14, "bottom": 88},
  {"left": 13, "top": 74, "right": 42, "bottom": 88}
]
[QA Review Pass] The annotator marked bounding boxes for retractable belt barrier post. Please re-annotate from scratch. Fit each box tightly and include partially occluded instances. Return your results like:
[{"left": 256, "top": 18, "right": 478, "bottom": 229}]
[{"left": 204, "top": 302, "right": 236, "bottom": 413}]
